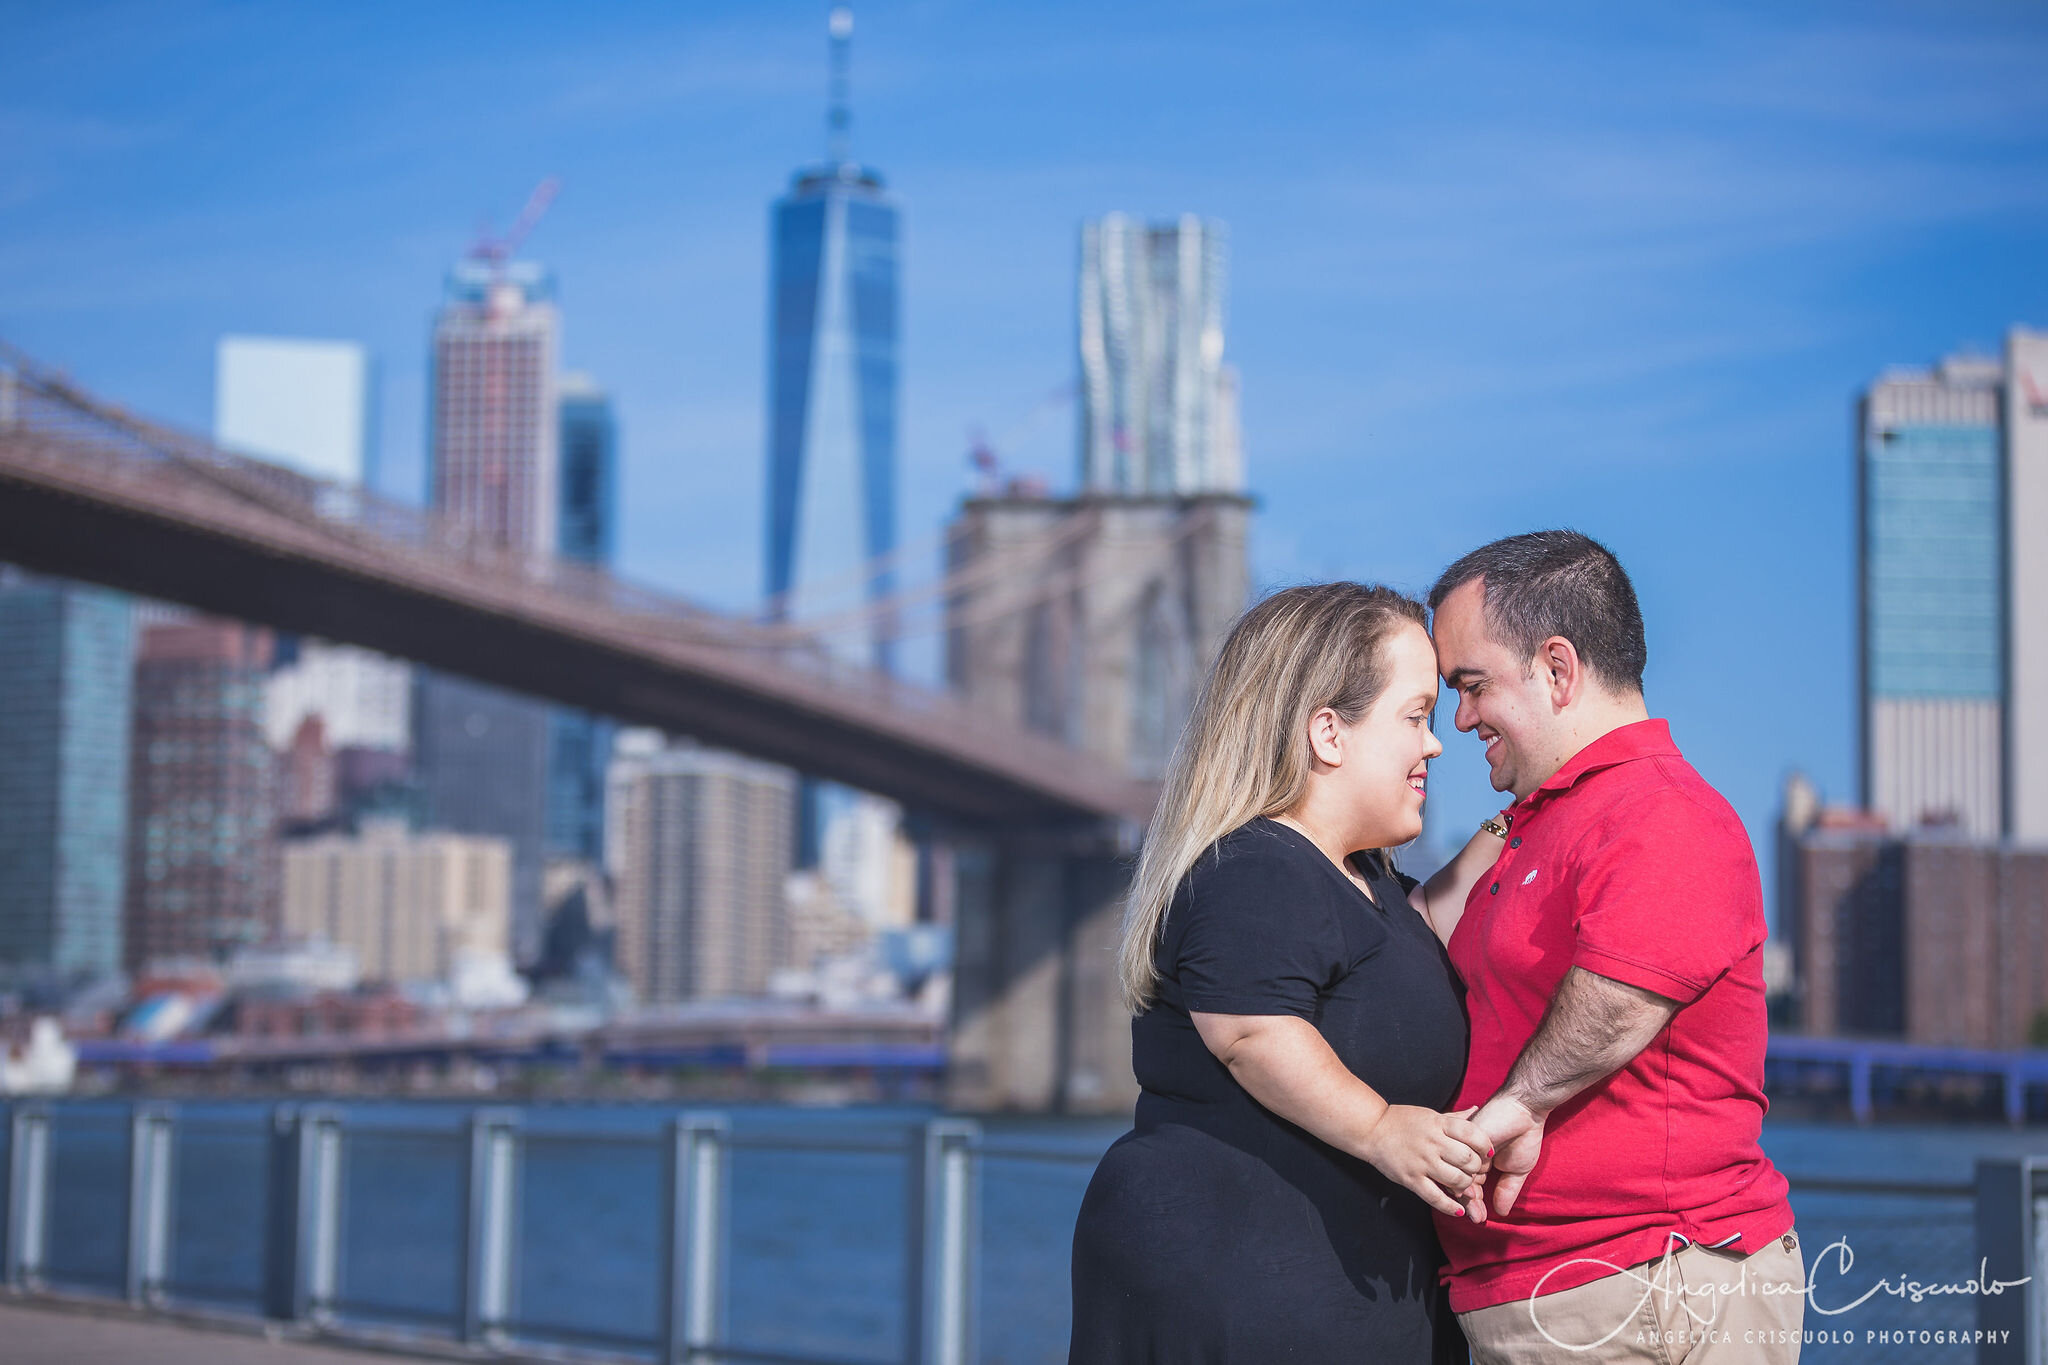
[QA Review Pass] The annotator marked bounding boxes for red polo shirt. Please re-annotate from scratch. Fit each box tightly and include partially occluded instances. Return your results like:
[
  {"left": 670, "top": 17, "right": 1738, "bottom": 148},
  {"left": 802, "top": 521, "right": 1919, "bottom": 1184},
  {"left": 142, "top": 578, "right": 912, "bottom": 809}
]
[{"left": 1436, "top": 719, "right": 1792, "bottom": 1313}]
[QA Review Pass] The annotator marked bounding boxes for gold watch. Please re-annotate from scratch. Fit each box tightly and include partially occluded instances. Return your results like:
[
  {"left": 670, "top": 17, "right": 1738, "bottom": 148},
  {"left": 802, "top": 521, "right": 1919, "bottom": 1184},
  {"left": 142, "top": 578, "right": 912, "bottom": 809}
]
[{"left": 1478, "top": 815, "right": 1511, "bottom": 840}]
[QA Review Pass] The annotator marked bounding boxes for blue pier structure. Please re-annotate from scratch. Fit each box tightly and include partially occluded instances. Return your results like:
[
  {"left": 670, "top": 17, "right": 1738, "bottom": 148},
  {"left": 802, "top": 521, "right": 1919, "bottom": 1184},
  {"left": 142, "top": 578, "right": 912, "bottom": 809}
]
[
  {"left": 1766, "top": 1034, "right": 2048, "bottom": 1125},
  {"left": 64, "top": 1031, "right": 2048, "bottom": 1126}
]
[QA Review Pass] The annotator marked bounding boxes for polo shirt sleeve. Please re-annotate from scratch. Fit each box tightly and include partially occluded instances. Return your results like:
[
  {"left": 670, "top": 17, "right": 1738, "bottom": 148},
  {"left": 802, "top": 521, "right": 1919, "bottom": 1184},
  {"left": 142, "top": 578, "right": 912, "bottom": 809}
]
[
  {"left": 1569, "top": 793, "right": 1762, "bottom": 1003},
  {"left": 1173, "top": 847, "right": 1347, "bottom": 1019}
]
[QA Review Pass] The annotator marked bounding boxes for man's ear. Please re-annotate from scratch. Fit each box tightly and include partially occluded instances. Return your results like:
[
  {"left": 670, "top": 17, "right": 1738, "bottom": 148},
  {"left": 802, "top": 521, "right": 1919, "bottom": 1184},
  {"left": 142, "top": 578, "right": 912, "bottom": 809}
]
[{"left": 1540, "top": 637, "right": 1584, "bottom": 711}]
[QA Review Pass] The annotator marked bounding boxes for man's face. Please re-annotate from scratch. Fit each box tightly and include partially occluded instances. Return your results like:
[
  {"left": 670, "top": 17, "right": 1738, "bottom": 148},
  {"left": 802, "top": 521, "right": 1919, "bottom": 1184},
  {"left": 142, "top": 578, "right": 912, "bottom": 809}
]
[{"left": 1429, "top": 578, "right": 1556, "bottom": 800}]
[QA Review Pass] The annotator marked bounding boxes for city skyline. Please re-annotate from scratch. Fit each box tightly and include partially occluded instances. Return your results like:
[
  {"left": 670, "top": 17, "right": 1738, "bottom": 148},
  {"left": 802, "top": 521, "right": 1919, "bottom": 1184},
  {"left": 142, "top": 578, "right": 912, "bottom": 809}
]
[{"left": 5, "top": 2, "right": 2048, "bottom": 887}]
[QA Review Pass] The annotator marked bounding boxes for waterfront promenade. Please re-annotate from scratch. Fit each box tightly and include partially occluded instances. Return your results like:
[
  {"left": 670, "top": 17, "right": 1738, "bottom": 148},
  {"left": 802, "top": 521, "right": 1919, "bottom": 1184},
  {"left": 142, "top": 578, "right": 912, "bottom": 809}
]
[{"left": 0, "top": 1297, "right": 452, "bottom": 1365}]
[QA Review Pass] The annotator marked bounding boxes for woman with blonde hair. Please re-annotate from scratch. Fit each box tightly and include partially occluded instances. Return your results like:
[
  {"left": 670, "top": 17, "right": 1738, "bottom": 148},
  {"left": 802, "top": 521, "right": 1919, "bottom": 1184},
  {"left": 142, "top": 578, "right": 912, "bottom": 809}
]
[{"left": 1068, "top": 583, "right": 1504, "bottom": 1364}]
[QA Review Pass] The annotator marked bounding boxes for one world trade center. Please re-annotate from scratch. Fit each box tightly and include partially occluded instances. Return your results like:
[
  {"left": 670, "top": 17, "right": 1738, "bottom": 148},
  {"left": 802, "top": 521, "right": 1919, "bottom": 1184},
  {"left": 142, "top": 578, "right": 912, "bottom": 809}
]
[{"left": 765, "top": 6, "right": 898, "bottom": 675}]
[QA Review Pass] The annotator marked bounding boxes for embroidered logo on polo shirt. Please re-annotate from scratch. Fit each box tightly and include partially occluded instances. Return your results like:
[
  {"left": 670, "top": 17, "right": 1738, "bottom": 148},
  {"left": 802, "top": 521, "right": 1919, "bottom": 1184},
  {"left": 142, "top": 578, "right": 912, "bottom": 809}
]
[{"left": 1522, "top": 869, "right": 1539, "bottom": 886}]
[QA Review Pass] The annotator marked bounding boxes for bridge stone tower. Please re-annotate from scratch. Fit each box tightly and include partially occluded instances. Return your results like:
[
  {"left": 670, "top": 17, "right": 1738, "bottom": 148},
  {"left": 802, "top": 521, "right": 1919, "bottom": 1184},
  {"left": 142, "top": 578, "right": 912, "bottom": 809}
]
[{"left": 942, "top": 491, "right": 1250, "bottom": 1112}]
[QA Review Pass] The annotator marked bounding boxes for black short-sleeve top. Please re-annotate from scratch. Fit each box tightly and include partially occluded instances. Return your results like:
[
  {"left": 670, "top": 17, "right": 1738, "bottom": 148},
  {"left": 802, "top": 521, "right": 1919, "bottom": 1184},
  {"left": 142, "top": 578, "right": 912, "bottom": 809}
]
[{"left": 1133, "top": 817, "right": 1470, "bottom": 1141}]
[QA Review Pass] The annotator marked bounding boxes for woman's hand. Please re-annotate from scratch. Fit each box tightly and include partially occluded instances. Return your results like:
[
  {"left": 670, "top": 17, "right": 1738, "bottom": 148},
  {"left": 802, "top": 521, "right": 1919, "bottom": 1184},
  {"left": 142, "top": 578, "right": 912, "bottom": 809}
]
[{"left": 1358, "top": 1105, "right": 1493, "bottom": 1219}]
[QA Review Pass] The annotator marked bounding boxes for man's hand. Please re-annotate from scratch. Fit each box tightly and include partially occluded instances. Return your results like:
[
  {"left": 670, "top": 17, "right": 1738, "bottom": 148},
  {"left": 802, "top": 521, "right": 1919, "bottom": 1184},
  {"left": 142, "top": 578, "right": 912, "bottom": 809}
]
[
  {"left": 1472, "top": 1092, "right": 1544, "bottom": 1217},
  {"left": 1465, "top": 967, "right": 1679, "bottom": 1218}
]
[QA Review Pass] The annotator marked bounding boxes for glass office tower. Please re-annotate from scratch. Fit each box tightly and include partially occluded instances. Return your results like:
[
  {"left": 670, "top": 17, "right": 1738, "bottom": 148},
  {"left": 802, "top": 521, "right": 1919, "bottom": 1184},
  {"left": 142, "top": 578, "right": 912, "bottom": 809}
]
[
  {"left": 548, "top": 373, "right": 618, "bottom": 863},
  {"left": 557, "top": 374, "right": 616, "bottom": 565},
  {"left": 765, "top": 8, "right": 906, "bottom": 887},
  {"left": 0, "top": 573, "right": 133, "bottom": 978},
  {"left": 764, "top": 10, "right": 899, "bottom": 673},
  {"left": 1858, "top": 355, "right": 2005, "bottom": 837}
]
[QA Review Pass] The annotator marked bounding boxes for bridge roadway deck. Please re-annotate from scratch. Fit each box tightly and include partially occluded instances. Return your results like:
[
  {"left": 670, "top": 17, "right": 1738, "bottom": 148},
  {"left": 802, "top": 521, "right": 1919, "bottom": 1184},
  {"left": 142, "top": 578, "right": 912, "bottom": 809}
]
[
  {"left": 0, "top": 344, "right": 1154, "bottom": 829},
  {"left": 0, "top": 1295, "right": 551, "bottom": 1365}
]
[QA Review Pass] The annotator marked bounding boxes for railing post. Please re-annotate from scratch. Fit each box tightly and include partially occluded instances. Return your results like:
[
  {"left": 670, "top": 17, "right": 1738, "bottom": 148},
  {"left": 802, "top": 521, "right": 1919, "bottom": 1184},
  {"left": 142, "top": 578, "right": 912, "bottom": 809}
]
[
  {"left": 305, "top": 1108, "right": 342, "bottom": 1321},
  {"left": 1975, "top": 1157, "right": 2044, "bottom": 1365},
  {"left": 263, "top": 1105, "right": 301, "bottom": 1321},
  {"left": 661, "top": 1113, "right": 729, "bottom": 1363},
  {"left": 906, "top": 1118, "right": 980, "bottom": 1365},
  {"left": 264, "top": 1104, "right": 342, "bottom": 1325},
  {"left": 1849, "top": 1053, "right": 1874, "bottom": 1123},
  {"left": 461, "top": 1108, "right": 520, "bottom": 1344},
  {"left": 125, "top": 1104, "right": 174, "bottom": 1306},
  {"left": 5, "top": 1104, "right": 50, "bottom": 1289}
]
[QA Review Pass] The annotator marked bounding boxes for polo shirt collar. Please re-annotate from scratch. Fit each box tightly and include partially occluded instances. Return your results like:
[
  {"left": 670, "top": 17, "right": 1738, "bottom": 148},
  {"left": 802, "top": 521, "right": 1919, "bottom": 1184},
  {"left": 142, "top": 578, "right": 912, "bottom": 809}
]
[{"left": 1530, "top": 718, "right": 1678, "bottom": 798}]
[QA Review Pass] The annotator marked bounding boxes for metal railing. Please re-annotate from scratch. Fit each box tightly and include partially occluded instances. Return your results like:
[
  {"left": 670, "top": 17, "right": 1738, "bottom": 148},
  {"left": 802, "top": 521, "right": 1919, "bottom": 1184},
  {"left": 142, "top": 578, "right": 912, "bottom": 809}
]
[
  {"left": 0, "top": 1101, "right": 1000, "bottom": 1365},
  {"left": 6, "top": 1099, "right": 2040, "bottom": 1365}
]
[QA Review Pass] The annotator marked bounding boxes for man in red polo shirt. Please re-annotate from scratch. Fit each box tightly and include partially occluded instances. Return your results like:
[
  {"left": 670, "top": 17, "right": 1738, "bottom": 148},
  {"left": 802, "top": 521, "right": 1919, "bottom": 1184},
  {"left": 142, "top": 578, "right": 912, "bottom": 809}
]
[{"left": 1418, "top": 531, "right": 1801, "bottom": 1363}]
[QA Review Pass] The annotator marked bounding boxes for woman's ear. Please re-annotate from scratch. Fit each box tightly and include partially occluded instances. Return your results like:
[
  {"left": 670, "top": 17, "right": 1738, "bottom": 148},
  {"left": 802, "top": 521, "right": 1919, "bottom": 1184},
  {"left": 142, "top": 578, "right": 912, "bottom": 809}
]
[{"left": 1306, "top": 706, "right": 1345, "bottom": 768}]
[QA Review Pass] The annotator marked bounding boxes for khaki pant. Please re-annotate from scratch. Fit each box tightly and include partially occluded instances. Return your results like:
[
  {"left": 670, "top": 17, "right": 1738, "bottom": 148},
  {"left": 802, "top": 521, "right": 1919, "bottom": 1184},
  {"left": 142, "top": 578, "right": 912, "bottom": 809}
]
[{"left": 1460, "top": 1232, "right": 1807, "bottom": 1364}]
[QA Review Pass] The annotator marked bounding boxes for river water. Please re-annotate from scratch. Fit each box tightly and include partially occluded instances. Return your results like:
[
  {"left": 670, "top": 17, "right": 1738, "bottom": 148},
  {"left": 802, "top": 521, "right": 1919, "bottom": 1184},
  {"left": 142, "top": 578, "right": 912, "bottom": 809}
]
[{"left": 17, "top": 1100, "right": 2041, "bottom": 1364}]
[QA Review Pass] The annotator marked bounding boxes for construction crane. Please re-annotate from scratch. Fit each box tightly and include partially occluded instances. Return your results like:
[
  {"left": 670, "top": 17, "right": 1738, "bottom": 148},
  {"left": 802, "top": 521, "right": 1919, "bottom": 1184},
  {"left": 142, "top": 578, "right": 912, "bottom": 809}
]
[{"left": 467, "top": 177, "right": 561, "bottom": 271}]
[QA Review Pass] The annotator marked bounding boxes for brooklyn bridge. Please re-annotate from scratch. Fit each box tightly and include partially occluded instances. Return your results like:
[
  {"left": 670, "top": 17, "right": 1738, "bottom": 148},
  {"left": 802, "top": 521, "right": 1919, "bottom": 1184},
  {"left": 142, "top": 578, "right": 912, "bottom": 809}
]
[{"left": 0, "top": 341, "right": 1212, "bottom": 1113}]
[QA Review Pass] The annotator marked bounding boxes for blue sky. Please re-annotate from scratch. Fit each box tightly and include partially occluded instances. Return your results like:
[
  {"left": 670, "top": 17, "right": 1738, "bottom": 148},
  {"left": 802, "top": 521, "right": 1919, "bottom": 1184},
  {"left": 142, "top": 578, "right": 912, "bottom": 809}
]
[{"left": 6, "top": 0, "right": 2048, "bottom": 906}]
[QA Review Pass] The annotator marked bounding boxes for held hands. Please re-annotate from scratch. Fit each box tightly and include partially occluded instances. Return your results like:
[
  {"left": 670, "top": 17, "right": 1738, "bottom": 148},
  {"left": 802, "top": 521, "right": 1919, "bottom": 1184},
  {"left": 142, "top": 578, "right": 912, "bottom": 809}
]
[
  {"left": 1470, "top": 1092, "right": 1545, "bottom": 1217},
  {"left": 1357, "top": 1104, "right": 1493, "bottom": 1219}
]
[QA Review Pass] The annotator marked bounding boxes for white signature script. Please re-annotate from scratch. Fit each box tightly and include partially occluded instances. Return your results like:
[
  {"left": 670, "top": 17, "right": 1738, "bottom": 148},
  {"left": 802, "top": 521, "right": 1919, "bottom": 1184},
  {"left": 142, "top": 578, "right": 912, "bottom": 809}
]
[{"left": 1521, "top": 1238, "right": 2029, "bottom": 1352}]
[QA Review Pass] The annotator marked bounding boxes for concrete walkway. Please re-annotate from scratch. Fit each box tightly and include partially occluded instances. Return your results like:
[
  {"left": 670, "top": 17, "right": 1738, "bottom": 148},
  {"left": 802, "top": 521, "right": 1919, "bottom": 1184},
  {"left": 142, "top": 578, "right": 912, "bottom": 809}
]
[{"left": 0, "top": 1299, "right": 460, "bottom": 1365}]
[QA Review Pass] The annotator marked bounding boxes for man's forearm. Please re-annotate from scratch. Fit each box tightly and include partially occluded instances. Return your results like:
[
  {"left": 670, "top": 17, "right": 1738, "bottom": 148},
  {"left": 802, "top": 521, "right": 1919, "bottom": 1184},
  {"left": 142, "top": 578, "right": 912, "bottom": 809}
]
[{"left": 1497, "top": 966, "right": 1679, "bottom": 1117}]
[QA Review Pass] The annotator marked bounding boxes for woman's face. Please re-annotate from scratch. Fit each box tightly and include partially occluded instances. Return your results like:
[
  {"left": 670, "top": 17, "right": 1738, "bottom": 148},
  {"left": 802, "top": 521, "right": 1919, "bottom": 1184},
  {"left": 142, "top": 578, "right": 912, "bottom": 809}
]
[{"left": 1337, "top": 622, "right": 1444, "bottom": 849}]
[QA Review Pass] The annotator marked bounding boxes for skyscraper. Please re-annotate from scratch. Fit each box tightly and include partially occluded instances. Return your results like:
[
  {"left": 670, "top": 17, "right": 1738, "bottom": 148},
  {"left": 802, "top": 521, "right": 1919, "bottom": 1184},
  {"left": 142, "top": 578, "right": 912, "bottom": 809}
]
[
  {"left": 1858, "top": 355, "right": 2006, "bottom": 837},
  {"left": 1078, "top": 214, "right": 1242, "bottom": 496},
  {"left": 765, "top": 8, "right": 909, "bottom": 911},
  {"left": 606, "top": 737, "right": 795, "bottom": 1003},
  {"left": 548, "top": 372, "right": 619, "bottom": 863},
  {"left": 765, "top": 6, "right": 899, "bottom": 671},
  {"left": 2006, "top": 328, "right": 2048, "bottom": 842},
  {"left": 126, "top": 620, "right": 277, "bottom": 970},
  {"left": 429, "top": 259, "right": 561, "bottom": 553},
  {"left": 0, "top": 572, "right": 133, "bottom": 979},
  {"left": 417, "top": 256, "right": 560, "bottom": 962},
  {"left": 557, "top": 372, "right": 616, "bottom": 564},
  {"left": 214, "top": 336, "right": 377, "bottom": 489}
]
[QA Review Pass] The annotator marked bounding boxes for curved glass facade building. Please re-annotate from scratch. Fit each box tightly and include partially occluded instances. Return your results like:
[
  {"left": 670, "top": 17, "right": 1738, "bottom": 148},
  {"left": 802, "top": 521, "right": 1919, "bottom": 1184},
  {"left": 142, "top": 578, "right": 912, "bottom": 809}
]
[{"left": 1078, "top": 213, "right": 1241, "bottom": 496}]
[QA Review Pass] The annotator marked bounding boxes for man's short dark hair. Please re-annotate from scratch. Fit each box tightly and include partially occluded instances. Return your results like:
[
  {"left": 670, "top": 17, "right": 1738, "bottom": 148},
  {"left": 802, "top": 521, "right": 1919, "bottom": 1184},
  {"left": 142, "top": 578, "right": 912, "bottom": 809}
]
[{"left": 1427, "top": 530, "right": 1647, "bottom": 694}]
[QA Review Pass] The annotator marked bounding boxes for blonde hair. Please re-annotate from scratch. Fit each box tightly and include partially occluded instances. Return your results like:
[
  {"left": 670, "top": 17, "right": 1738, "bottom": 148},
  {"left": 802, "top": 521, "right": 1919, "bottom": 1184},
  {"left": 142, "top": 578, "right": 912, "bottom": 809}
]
[{"left": 1117, "top": 582, "right": 1427, "bottom": 1014}]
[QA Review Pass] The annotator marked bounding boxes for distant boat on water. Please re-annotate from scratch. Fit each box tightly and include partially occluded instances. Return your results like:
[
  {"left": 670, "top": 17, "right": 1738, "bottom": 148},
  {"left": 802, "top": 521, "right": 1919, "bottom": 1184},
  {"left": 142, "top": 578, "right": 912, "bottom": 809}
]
[{"left": 0, "top": 1017, "right": 77, "bottom": 1094}]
